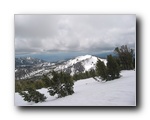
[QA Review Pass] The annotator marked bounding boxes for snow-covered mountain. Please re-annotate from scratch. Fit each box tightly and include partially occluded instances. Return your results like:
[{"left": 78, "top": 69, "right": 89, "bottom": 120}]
[
  {"left": 55, "top": 55, "right": 107, "bottom": 75},
  {"left": 15, "top": 55, "right": 107, "bottom": 80},
  {"left": 15, "top": 57, "right": 53, "bottom": 80},
  {"left": 15, "top": 57, "right": 46, "bottom": 67}
]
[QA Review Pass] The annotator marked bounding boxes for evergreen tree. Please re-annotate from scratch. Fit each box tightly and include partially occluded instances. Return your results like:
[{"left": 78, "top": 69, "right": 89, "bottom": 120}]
[
  {"left": 114, "top": 45, "right": 134, "bottom": 70},
  {"left": 42, "top": 75, "right": 51, "bottom": 88},
  {"left": 72, "top": 73, "right": 79, "bottom": 81},
  {"left": 15, "top": 81, "right": 22, "bottom": 92},
  {"left": 85, "top": 71, "right": 89, "bottom": 78},
  {"left": 89, "top": 69, "right": 96, "bottom": 78},
  {"left": 96, "top": 59, "right": 107, "bottom": 80},
  {"left": 107, "top": 55, "right": 120, "bottom": 80},
  {"left": 19, "top": 88, "right": 47, "bottom": 103},
  {"left": 35, "top": 80, "right": 44, "bottom": 89},
  {"left": 47, "top": 71, "right": 74, "bottom": 98}
]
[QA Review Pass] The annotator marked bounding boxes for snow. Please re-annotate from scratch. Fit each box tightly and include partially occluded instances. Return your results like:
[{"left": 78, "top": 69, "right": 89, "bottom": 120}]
[
  {"left": 26, "top": 57, "right": 31, "bottom": 60},
  {"left": 70, "top": 67, "right": 75, "bottom": 76},
  {"left": 67, "top": 55, "right": 92, "bottom": 65},
  {"left": 54, "top": 55, "right": 107, "bottom": 75},
  {"left": 82, "top": 56, "right": 106, "bottom": 71},
  {"left": 55, "top": 55, "right": 94, "bottom": 70},
  {"left": 15, "top": 70, "right": 136, "bottom": 106}
]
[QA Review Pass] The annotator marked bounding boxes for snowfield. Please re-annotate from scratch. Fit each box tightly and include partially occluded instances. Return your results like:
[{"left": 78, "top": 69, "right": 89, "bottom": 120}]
[{"left": 15, "top": 70, "right": 136, "bottom": 106}]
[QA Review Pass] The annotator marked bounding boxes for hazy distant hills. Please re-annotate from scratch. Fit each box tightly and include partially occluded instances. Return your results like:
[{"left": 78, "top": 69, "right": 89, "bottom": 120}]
[{"left": 15, "top": 57, "right": 46, "bottom": 67}]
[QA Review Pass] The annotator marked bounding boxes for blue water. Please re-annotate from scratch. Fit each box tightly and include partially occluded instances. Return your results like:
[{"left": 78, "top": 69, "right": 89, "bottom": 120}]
[{"left": 15, "top": 51, "right": 114, "bottom": 62}]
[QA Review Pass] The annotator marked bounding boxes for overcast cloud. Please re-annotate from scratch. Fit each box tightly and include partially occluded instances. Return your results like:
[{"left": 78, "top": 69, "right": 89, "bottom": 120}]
[{"left": 15, "top": 15, "right": 136, "bottom": 54}]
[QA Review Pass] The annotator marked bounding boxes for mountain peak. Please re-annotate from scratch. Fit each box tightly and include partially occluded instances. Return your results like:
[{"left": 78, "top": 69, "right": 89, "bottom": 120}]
[
  {"left": 75, "top": 54, "right": 92, "bottom": 60},
  {"left": 26, "top": 56, "right": 31, "bottom": 60},
  {"left": 55, "top": 54, "right": 107, "bottom": 76}
]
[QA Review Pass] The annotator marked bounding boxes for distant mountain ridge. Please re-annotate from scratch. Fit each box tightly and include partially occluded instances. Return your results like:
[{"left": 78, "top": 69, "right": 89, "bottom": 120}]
[
  {"left": 15, "top": 57, "right": 46, "bottom": 67},
  {"left": 15, "top": 55, "right": 107, "bottom": 80},
  {"left": 15, "top": 51, "right": 113, "bottom": 62}
]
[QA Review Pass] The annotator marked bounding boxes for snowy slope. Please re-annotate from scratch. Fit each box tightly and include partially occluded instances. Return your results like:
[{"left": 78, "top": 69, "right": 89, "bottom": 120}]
[
  {"left": 15, "top": 70, "right": 136, "bottom": 106},
  {"left": 55, "top": 55, "right": 107, "bottom": 75},
  {"left": 15, "top": 55, "right": 106, "bottom": 79}
]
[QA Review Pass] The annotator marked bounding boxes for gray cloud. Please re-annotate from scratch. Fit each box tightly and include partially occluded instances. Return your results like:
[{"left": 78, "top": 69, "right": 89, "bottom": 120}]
[{"left": 15, "top": 15, "right": 136, "bottom": 54}]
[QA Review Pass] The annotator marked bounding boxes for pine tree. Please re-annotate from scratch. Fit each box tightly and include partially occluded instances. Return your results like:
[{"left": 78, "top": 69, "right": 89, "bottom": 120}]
[
  {"left": 114, "top": 45, "right": 134, "bottom": 70},
  {"left": 107, "top": 55, "right": 120, "bottom": 80},
  {"left": 85, "top": 71, "right": 89, "bottom": 78},
  {"left": 58, "top": 71, "right": 74, "bottom": 97},
  {"left": 73, "top": 73, "right": 79, "bottom": 81},
  {"left": 35, "top": 80, "right": 44, "bottom": 89},
  {"left": 42, "top": 75, "right": 51, "bottom": 88},
  {"left": 96, "top": 59, "right": 107, "bottom": 80},
  {"left": 19, "top": 88, "right": 47, "bottom": 103},
  {"left": 47, "top": 71, "right": 74, "bottom": 98},
  {"left": 15, "top": 81, "right": 22, "bottom": 92},
  {"left": 89, "top": 69, "right": 96, "bottom": 78}
]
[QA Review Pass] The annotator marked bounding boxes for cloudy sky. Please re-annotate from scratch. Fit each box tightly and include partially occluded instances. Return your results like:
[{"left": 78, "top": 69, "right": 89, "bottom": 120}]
[{"left": 15, "top": 15, "right": 136, "bottom": 55}]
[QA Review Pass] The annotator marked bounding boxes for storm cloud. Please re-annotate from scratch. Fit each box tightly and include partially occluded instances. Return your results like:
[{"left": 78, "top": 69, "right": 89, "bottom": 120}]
[{"left": 15, "top": 15, "right": 136, "bottom": 54}]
